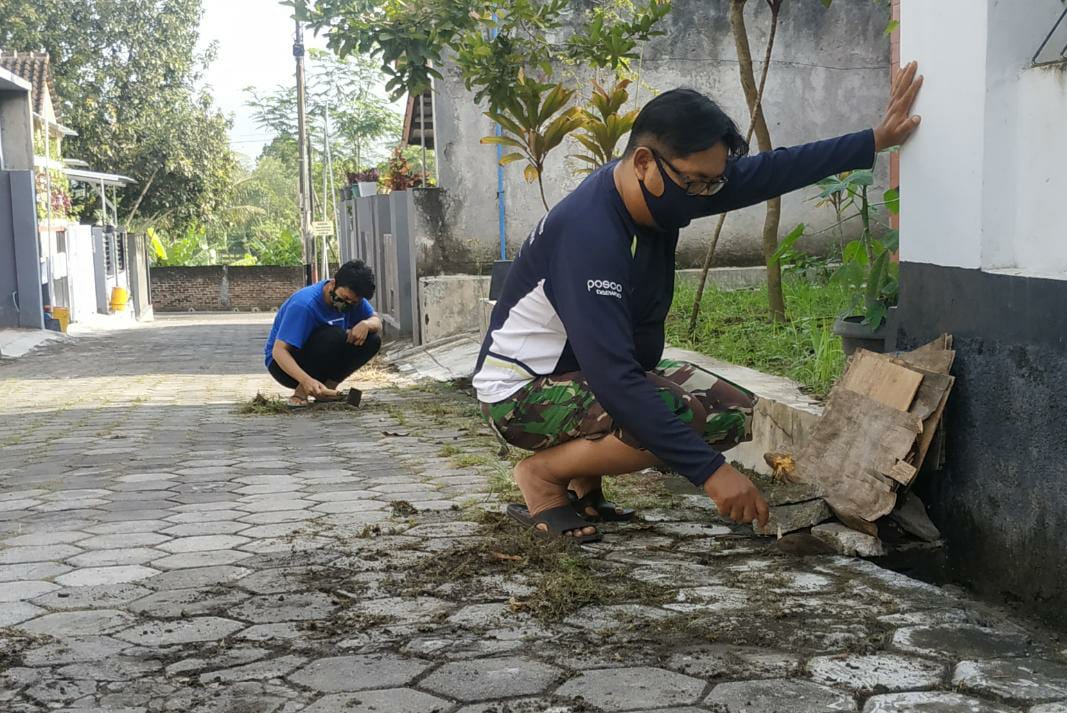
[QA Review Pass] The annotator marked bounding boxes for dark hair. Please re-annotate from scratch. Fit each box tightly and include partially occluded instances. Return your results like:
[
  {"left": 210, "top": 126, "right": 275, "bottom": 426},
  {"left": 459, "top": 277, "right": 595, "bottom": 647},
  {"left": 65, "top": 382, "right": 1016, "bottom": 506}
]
[
  {"left": 623, "top": 88, "right": 749, "bottom": 160},
  {"left": 334, "top": 260, "right": 376, "bottom": 300}
]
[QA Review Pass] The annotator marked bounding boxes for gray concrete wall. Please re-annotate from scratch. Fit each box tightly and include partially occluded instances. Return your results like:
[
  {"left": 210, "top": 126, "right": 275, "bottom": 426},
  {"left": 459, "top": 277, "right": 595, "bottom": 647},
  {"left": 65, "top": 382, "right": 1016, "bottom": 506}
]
[
  {"left": 429, "top": 0, "right": 891, "bottom": 273},
  {"left": 419, "top": 274, "right": 491, "bottom": 344}
]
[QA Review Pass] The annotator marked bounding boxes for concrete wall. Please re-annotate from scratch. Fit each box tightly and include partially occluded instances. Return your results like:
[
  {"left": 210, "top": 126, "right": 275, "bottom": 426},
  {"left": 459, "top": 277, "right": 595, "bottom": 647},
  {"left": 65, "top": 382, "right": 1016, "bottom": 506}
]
[
  {"left": 150, "top": 266, "right": 304, "bottom": 312},
  {"left": 428, "top": 0, "right": 891, "bottom": 273},
  {"left": 419, "top": 274, "right": 491, "bottom": 344},
  {"left": 897, "top": 0, "right": 1067, "bottom": 628},
  {"left": 900, "top": 0, "right": 1067, "bottom": 275}
]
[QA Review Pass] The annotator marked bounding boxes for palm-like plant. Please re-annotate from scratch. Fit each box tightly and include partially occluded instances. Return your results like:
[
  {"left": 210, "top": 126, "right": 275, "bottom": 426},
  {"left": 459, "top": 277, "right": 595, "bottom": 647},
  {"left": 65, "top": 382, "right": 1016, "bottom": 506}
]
[
  {"left": 571, "top": 78, "right": 640, "bottom": 174},
  {"left": 480, "top": 71, "right": 584, "bottom": 211}
]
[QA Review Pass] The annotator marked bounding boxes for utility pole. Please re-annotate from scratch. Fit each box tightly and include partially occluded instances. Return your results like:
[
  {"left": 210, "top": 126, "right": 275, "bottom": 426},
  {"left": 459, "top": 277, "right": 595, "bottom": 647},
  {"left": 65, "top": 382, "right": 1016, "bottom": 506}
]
[
  {"left": 321, "top": 105, "right": 330, "bottom": 280},
  {"left": 294, "top": 18, "right": 313, "bottom": 284}
]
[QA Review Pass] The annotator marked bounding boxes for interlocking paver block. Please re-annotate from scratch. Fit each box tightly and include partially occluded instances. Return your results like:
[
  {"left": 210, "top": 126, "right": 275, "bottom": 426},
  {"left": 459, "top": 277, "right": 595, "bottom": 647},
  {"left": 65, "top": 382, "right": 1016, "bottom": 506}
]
[
  {"left": 953, "top": 659, "right": 1067, "bottom": 704},
  {"left": 19, "top": 609, "right": 135, "bottom": 636},
  {"left": 892, "top": 625, "right": 1030, "bottom": 659},
  {"left": 67, "top": 547, "right": 164, "bottom": 567},
  {"left": 77, "top": 533, "right": 171, "bottom": 549},
  {"left": 808, "top": 653, "right": 946, "bottom": 692},
  {"left": 706, "top": 679, "right": 856, "bottom": 713},
  {"left": 302, "top": 689, "right": 453, "bottom": 713},
  {"left": 0, "top": 580, "right": 59, "bottom": 602},
  {"left": 0, "top": 601, "right": 46, "bottom": 626},
  {"left": 54, "top": 565, "right": 160, "bottom": 587},
  {"left": 288, "top": 654, "right": 430, "bottom": 693},
  {"left": 863, "top": 692, "right": 1014, "bottom": 713},
  {"left": 116, "top": 616, "right": 246, "bottom": 646},
  {"left": 556, "top": 666, "right": 705, "bottom": 711},
  {"left": 230, "top": 591, "right": 339, "bottom": 623},
  {"left": 0, "top": 544, "right": 83, "bottom": 564},
  {"left": 151, "top": 549, "right": 252, "bottom": 570},
  {"left": 156, "top": 535, "right": 251, "bottom": 553},
  {"left": 422, "top": 656, "right": 562, "bottom": 702}
]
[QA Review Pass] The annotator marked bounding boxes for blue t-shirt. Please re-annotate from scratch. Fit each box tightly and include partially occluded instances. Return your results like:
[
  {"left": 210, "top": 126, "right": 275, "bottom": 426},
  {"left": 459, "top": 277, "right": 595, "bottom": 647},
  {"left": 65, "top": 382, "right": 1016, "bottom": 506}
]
[{"left": 264, "top": 281, "right": 375, "bottom": 366}]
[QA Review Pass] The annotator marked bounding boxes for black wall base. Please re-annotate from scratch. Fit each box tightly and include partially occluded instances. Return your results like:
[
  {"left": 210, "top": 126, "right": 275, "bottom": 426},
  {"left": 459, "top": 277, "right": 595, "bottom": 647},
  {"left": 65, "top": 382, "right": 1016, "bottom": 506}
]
[{"left": 896, "top": 262, "right": 1067, "bottom": 630}]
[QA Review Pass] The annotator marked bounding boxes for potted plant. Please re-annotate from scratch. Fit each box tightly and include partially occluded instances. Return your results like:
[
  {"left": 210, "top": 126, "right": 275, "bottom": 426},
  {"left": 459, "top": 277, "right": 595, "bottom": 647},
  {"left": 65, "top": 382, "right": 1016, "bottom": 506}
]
[
  {"left": 382, "top": 147, "right": 427, "bottom": 193},
  {"left": 349, "top": 168, "right": 380, "bottom": 197},
  {"left": 816, "top": 170, "right": 900, "bottom": 355}
]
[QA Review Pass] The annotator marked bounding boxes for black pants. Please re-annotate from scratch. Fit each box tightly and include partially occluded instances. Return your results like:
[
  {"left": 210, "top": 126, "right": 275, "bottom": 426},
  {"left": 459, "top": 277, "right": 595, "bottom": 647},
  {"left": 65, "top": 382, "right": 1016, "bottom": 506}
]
[{"left": 268, "top": 326, "right": 382, "bottom": 389}]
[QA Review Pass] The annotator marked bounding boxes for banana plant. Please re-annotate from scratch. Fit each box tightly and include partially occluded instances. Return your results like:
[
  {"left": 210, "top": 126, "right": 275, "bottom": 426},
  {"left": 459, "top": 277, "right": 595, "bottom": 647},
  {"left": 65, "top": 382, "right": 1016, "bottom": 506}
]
[
  {"left": 570, "top": 78, "right": 640, "bottom": 175},
  {"left": 480, "top": 71, "right": 585, "bottom": 211}
]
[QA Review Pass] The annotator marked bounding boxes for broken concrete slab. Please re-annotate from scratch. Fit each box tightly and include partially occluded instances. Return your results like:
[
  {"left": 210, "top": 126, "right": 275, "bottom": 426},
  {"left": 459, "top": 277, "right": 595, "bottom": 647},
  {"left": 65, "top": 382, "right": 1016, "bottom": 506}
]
[
  {"left": 811, "top": 523, "right": 886, "bottom": 557},
  {"left": 890, "top": 492, "right": 942, "bottom": 542},
  {"left": 755, "top": 498, "right": 832, "bottom": 536}
]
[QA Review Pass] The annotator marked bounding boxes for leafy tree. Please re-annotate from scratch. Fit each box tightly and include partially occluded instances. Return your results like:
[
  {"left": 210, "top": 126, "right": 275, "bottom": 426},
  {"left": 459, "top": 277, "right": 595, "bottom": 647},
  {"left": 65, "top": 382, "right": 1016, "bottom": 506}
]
[
  {"left": 289, "top": 0, "right": 671, "bottom": 207},
  {"left": 0, "top": 0, "right": 238, "bottom": 233},
  {"left": 245, "top": 49, "right": 401, "bottom": 171}
]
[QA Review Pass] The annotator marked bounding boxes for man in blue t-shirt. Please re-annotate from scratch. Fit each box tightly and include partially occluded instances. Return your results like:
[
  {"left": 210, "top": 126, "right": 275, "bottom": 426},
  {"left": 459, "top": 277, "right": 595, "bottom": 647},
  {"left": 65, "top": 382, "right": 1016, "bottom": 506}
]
[{"left": 265, "top": 260, "right": 383, "bottom": 406}]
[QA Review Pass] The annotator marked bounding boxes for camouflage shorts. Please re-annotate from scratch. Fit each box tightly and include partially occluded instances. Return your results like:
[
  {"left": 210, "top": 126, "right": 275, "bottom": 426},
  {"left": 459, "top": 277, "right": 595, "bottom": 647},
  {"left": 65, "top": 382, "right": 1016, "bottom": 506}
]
[{"left": 480, "top": 359, "right": 756, "bottom": 454}]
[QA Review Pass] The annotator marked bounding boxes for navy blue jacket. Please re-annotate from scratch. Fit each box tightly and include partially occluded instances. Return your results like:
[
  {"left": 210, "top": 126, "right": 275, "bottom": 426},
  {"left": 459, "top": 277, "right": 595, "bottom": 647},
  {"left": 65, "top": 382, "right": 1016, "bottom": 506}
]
[{"left": 473, "top": 129, "right": 876, "bottom": 485}]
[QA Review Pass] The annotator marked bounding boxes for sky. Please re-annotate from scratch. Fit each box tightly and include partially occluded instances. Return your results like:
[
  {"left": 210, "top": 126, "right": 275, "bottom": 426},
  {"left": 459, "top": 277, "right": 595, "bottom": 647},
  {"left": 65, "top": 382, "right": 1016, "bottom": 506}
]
[{"left": 198, "top": 0, "right": 331, "bottom": 163}]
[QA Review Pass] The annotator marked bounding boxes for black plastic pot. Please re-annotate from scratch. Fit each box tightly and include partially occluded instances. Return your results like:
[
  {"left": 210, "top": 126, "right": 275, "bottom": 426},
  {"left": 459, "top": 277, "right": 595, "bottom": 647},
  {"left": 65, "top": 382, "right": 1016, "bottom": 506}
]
[
  {"left": 833, "top": 313, "right": 892, "bottom": 356},
  {"left": 488, "top": 260, "right": 513, "bottom": 301}
]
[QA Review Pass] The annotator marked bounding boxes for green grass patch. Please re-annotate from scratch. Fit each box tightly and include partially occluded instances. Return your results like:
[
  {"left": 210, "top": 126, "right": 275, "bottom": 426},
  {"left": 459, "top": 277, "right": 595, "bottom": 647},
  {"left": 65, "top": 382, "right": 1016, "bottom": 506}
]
[
  {"left": 667, "top": 276, "right": 850, "bottom": 398},
  {"left": 237, "top": 392, "right": 291, "bottom": 415}
]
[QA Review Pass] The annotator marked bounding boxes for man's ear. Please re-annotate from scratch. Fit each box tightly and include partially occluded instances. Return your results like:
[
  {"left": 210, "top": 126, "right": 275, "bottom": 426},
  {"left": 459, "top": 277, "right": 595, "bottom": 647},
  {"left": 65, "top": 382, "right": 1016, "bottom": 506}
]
[{"left": 633, "top": 147, "right": 664, "bottom": 196}]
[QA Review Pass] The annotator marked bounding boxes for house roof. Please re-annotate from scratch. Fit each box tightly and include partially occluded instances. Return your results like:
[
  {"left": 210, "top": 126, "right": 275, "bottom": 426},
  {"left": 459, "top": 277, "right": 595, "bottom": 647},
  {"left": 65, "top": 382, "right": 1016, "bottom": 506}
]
[
  {"left": 0, "top": 51, "right": 57, "bottom": 118},
  {"left": 403, "top": 90, "right": 435, "bottom": 150}
]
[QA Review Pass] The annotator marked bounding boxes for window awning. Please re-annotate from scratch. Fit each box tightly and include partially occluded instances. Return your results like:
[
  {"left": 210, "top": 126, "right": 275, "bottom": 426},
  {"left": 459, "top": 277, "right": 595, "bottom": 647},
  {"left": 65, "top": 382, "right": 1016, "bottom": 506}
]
[{"left": 63, "top": 168, "right": 136, "bottom": 187}]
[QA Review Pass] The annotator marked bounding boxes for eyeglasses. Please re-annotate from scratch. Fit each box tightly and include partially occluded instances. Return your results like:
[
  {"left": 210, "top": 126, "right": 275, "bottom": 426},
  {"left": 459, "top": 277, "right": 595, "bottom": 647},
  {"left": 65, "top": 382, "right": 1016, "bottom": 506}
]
[{"left": 651, "top": 149, "right": 728, "bottom": 197}]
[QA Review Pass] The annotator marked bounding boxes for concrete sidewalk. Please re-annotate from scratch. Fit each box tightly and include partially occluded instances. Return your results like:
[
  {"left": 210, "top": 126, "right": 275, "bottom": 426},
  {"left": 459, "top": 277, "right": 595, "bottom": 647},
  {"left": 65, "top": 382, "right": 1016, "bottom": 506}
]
[{"left": 0, "top": 314, "right": 1064, "bottom": 713}]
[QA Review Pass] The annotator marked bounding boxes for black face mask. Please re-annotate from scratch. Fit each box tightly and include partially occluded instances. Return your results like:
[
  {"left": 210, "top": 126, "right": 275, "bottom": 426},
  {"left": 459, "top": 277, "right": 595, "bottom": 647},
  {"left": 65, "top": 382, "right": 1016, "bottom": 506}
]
[
  {"left": 638, "top": 155, "right": 706, "bottom": 232},
  {"left": 329, "top": 288, "right": 352, "bottom": 312}
]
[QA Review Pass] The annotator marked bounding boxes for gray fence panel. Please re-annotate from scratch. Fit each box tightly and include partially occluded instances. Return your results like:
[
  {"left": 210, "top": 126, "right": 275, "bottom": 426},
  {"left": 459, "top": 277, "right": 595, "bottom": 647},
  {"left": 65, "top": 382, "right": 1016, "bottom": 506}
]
[{"left": 338, "top": 192, "right": 418, "bottom": 341}]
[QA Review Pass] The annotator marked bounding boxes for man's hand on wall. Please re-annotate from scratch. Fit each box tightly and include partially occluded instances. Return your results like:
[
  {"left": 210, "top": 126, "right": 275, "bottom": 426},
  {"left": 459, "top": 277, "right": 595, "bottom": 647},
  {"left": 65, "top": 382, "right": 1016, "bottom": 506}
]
[{"left": 874, "top": 61, "right": 923, "bottom": 152}]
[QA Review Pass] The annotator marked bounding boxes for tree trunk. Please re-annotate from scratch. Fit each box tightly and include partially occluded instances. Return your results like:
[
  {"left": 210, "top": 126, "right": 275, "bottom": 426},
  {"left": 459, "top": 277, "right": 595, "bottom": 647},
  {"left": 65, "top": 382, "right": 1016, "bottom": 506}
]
[
  {"left": 688, "top": 0, "right": 784, "bottom": 334},
  {"left": 732, "top": 0, "right": 786, "bottom": 322},
  {"left": 124, "top": 166, "right": 160, "bottom": 229}
]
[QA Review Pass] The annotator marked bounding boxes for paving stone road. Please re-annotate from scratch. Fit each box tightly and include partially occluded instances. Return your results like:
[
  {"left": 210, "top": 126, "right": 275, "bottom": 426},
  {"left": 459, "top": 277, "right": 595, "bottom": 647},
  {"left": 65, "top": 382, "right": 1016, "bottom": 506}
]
[{"left": 1, "top": 314, "right": 1065, "bottom": 713}]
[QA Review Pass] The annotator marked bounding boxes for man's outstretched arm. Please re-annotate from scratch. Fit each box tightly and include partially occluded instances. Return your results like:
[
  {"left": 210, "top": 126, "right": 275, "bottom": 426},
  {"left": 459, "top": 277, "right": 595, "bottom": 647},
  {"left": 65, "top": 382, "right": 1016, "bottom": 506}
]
[{"left": 698, "top": 61, "right": 924, "bottom": 216}]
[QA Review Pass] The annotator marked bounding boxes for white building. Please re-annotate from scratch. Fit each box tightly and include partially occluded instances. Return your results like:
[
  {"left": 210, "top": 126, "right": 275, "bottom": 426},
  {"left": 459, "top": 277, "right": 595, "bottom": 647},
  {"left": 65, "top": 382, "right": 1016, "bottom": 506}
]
[{"left": 898, "top": 0, "right": 1067, "bottom": 624}]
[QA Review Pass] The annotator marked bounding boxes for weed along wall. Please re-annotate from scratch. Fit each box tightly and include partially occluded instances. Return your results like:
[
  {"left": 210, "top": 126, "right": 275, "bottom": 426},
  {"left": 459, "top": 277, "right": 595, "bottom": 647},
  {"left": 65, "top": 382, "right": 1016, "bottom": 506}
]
[
  {"left": 151, "top": 266, "right": 304, "bottom": 312},
  {"left": 898, "top": 0, "right": 1067, "bottom": 628}
]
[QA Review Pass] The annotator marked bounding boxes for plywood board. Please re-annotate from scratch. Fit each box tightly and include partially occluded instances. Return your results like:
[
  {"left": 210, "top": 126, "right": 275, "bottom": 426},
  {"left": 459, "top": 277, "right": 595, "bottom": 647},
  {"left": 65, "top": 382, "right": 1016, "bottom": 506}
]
[
  {"left": 840, "top": 350, "right": 924, "bottom": 412},
  {"left": 913, "top": 381, "right": 954, "bottom": 472},
  {"left": 898, "top": 335, "right": 955, "bottom": 375},
  {"left": 795, "top": 388, "right": 923, "bottom": 522}
]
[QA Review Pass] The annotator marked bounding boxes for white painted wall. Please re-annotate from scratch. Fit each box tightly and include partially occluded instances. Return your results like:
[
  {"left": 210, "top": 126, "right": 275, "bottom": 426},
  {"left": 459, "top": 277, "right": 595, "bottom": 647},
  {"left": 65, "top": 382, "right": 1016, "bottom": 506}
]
[
  {"left": 900, "top": 0, "right": 1067, "bottom": 277},
  {"left": 1012, "top": 67, "right": 1067, "bottom": 277}
]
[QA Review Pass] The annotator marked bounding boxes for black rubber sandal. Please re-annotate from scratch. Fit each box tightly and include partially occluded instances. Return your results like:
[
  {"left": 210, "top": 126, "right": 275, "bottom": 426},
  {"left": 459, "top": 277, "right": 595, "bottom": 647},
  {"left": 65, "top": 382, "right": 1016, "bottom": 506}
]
[
  {"left": 567, "top": 488, "right": 636, "bottom": 523},
  {"left": 505, "top": 503, "right": 602, "bottom": 543}
]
